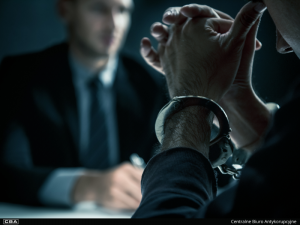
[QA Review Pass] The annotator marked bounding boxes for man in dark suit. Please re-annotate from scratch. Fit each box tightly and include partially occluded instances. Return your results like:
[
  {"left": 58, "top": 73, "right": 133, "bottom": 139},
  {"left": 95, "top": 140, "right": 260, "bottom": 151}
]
[{"left": 0, "top": 0, "right": 166, "bottom": 210}]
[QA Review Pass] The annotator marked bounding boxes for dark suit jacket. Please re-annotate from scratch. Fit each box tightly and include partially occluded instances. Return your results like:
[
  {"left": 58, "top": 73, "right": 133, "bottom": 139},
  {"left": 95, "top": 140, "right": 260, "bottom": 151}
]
[
  {"left": 0, "top": 43, "right": 167, "bottom": 206},
  {"left": 132, "top": 78, "right": 300, "bottom": 218}
]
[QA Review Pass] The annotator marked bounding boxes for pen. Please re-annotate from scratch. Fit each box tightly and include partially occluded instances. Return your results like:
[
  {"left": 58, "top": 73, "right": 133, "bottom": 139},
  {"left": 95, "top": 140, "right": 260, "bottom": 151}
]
[{"left": 130, "top": 153, "right": 146, "bottom": 169}]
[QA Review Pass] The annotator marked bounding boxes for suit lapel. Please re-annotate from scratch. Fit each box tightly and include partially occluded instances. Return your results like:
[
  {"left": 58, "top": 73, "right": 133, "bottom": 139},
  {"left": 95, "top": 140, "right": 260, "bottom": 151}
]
[
  {"left": 115, "top": 56, "right": 146, "bottom": 162},
  {"left": 46, "top": 43, "right": 80, "bottom": 165},
  {"left": 114, "top": 54, "right": 168, "bottom": 163}
]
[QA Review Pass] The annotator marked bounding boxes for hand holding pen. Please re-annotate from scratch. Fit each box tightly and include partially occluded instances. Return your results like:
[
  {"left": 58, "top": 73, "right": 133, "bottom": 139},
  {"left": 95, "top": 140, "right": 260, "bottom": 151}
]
[
  {"left": 130, "top": 153, "right": 146, "bottom": 169},
  {"left": 72, "top": 159, "right": 143, "bottom": 210}
]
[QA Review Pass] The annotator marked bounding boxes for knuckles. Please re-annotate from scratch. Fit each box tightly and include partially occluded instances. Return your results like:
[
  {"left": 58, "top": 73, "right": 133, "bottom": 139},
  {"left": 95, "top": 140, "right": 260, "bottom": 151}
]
[
  {"left": 120, "top": 162, "right": 132, "bottom": 170},
  {"left": 110, "top": 162, "right": 131, "bottom": 183},
  {"left": 109, "top": 186, "right": 118, "bottom": 198},
  {"left": 112, "top": 172, "right": 121, "bottom": 183},
  {"left": 239, "top": 12, "right": 258, "bottom": 29}
]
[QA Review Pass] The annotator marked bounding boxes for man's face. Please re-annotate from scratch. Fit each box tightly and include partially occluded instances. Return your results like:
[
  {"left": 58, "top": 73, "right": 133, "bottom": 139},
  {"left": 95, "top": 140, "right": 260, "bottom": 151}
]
[
  {"left": 62, "top": 0, "right": 133, "bottom": 58},
  {"left": 262, "top": 0, "right": 300, "bottom": 58}
]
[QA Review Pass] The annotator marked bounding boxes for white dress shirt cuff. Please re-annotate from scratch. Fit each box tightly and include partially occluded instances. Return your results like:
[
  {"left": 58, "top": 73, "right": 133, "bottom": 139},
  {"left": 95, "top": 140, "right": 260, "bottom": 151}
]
[{"left": 38, "top": 168, "right": 86, "bottom": 207}]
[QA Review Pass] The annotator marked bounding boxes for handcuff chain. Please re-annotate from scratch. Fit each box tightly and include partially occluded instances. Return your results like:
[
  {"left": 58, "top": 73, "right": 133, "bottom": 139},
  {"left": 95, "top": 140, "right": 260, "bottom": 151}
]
[{"left": 218, "top": 164, "right": 241, "bottom": 180}]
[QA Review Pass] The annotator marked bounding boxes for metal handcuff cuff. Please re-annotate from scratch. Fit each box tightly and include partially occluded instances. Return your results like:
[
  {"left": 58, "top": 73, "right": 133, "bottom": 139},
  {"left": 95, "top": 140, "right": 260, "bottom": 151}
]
[{"left": 155, "top": 96, "right": 280, "bottom": 180}]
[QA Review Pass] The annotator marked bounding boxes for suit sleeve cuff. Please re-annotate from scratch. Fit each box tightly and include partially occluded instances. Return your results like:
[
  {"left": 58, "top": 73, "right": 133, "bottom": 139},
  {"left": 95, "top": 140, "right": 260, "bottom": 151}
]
[
  {"left": 38, "top": 168, "right": 86, "bottom": 207},
  {"left": 142, "top": 147, "right": 217, "bottom": 198},
  {"left": 133, "top": 148, "right": 217, "bottom": 218}
]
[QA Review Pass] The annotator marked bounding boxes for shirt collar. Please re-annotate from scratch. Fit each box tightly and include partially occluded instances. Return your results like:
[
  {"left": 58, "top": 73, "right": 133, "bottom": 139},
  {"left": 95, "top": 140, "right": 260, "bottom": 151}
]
[
  {"left": 68, "top": 52, "right": 118, "bottom": 88},
  {"left": 100, "top": 56, "right": 118, "bottom": 88}
]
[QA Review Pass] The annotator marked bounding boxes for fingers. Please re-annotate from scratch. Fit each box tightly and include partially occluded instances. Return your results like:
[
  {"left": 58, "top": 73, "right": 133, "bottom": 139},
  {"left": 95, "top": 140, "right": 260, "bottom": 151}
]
[
  {"left": 118, "top": 173, "right": 142, "bottom": 203},
  {"left": 140, "top": 38, "right": 165, "bottom": 75},
  {"left": 102, "top": 163, "right": 143, "bottom": 210},
  {"left": 208, "top": 18, "right": 233, "bottom": 34},
  {"left": 239, "top": 17, "right": 262, "bottom": 67},
  {"left": 214, "top": 9, "right": 234, "bottom": 20},
  {"left": 107, "top": 187, "right": 140, "bottom": 210},
  {"left": 228, "top": 1, "right": 266, "bottom": 45},
  {"left": 163, "top": 5, "right": 220, "bottom": 26},
  {"left": 140, "top": 38, "right": 160, "bottom": 64},
  {"left": 117, "top": 164, "right": 143, "bottom": 207},
  {"left": 160, "top": 3, "right": 265, "bottom": 51},
  {"left": 151, "top": 22, "right": 169, "bottom": 45},
  {"left": 256, "top": 40, "right": 262, "bottom": 50},
  {"left": 208, "top": 18, "right": 262, "bottom": 51},
  {"left": 248, "top": 17, "right": 262, "bottom": 51},
  {"left": 214, "top": 7, "right": 262, "bottom": 50},
  {"left": 124, "top": 163, "right": 143, "bottom": 183},
  {"left": 116, "top": 162, "right": 143, "bottom": 185},
  {"left": 163, "top": 7, "right": 187, "bottom": 25},
  {"left": 180, "top": 4, "right": 220, "bottom": 19}
]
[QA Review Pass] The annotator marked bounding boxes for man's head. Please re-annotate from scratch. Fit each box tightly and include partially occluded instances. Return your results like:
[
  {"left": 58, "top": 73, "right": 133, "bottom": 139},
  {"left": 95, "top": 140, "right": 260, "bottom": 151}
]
[
  {"left": 261, "top": 0, "right": 300, "bottom": 58},
  {"left": 58, "top": 0, "right": 134, "bottom": 58}
]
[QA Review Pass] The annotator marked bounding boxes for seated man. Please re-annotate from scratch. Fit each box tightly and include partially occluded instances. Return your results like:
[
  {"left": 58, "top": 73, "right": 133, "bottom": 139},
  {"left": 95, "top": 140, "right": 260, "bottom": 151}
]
[
  {"left": 133, "top": 0, "right": 300, "bottom": 218},
  {"left": 0, "top": 0, "right": 166, "bottom": 210}
]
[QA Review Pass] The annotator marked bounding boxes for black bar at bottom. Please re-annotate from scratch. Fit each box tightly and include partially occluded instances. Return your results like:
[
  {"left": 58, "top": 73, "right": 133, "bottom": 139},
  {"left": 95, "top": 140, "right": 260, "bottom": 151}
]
[{"left": 1, "top": 218, "right": 300, "bottom": 225}]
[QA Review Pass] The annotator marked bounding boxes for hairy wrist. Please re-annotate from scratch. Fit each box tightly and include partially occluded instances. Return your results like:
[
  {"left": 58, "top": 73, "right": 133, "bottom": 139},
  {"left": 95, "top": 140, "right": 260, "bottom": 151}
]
[
  {"left": 166, "top": 68, "right": 219, "bottom": 101},
  {"left": 161, "top": 105, "right": 214, "bottom": 158}
]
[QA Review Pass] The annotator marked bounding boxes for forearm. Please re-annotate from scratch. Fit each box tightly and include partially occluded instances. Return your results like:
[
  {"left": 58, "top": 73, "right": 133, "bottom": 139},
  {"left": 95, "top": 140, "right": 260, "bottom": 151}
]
[
  {"left": 161, "top": 105, "right": 214, "bottom": 159},
  {"left": 133, "top": 148, "right": 217, "bottom": 218},
  {"left": 219, "top": 87, "right": 271, "bottom": 151},
  {"left": 133, "top": 105, "right": 218, "bottom": 218}
]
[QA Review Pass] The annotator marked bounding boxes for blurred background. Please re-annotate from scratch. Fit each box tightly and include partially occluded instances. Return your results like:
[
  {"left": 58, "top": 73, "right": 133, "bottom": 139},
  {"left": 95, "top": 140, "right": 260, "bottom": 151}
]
[
  {"left": 0, "top": 0, "right": 300, "bottom": 104},
  {"left": 0, "top": 0, "right": 299, "bottom": 103}
]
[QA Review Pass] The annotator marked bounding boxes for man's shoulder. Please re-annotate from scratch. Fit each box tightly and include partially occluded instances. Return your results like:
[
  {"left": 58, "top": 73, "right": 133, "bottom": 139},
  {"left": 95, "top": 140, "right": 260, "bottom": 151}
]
[
  {"left": 0, "top": 43, "right": 70, "bottom": 100},
  {"left": 1, "top": 42, "right": 68, "bottom": 68}
]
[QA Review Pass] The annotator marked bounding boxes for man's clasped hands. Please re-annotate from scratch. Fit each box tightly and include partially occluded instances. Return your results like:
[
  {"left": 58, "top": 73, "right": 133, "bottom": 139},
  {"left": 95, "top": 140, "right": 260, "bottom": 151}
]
[{"left": 140, "top": 1, "right": 271, "bottom": 154}]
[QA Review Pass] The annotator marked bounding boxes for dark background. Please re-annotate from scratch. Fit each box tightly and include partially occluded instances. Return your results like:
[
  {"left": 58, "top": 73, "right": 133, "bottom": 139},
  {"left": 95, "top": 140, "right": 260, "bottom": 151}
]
[{"left": 0, "top": 0, "right": 299, "bottom": 103}]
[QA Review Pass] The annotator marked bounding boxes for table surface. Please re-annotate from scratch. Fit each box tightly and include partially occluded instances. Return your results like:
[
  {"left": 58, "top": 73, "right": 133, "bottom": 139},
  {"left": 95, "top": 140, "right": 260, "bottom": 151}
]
[{"left": 0, "top": 202, "right": 133, "bottom": 218}]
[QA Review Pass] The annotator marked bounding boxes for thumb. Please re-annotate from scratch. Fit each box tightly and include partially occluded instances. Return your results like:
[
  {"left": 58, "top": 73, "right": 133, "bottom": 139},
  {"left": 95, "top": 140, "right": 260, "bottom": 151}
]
[{"left": 228, "top": 1, "right": 266, "bottom": 44}]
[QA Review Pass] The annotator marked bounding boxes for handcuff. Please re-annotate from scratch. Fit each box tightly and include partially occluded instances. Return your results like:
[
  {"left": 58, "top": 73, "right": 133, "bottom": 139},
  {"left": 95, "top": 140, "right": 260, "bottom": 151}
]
[{"left": 155, "top": 96, "right": 280, "bottom": 180}]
